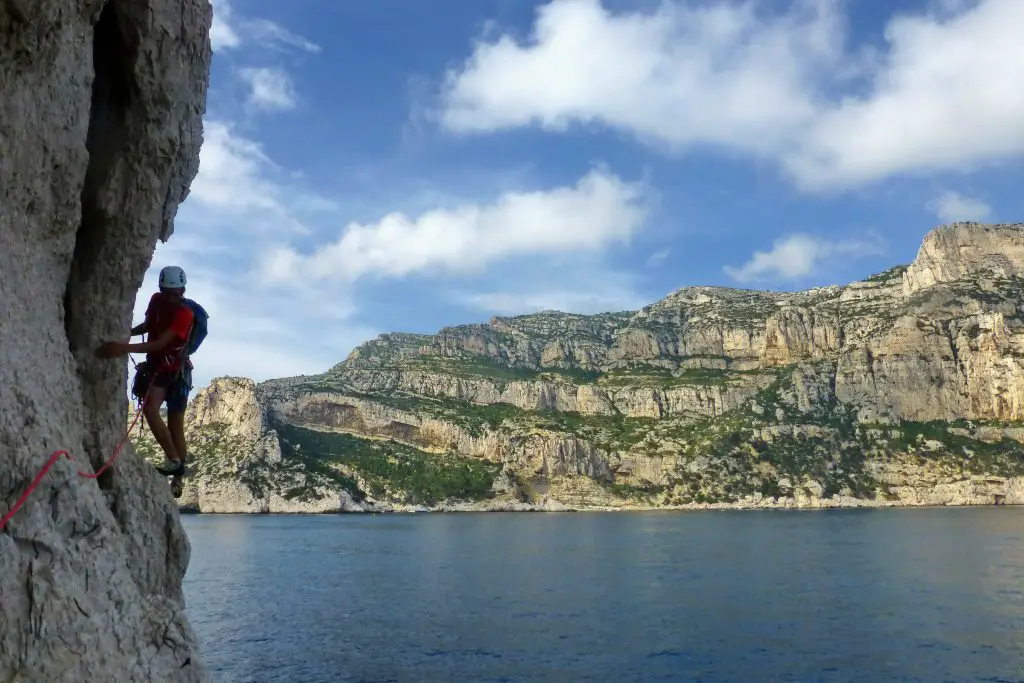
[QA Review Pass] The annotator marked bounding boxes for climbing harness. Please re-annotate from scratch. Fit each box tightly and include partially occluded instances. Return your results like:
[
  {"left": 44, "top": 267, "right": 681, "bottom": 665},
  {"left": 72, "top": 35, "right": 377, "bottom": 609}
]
[{"left": 0, "top": 359, "right": 160, "bottom": 532}]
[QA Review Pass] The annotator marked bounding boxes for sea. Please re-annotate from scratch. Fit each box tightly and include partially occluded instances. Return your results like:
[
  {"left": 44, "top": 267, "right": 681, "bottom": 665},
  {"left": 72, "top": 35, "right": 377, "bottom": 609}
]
[{"left": 181, "top": 508, "right": 1024, "bottom": 683}]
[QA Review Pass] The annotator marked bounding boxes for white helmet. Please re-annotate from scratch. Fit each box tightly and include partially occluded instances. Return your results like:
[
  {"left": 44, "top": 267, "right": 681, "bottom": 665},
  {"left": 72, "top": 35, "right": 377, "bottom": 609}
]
[{"left": 159, "top": 265, "right": 187, "bottom": 289}]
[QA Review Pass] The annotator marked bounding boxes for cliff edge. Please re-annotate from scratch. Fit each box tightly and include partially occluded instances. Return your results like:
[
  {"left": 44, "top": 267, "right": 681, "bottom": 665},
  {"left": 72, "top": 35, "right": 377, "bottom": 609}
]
[
  {"left": 1, "top": 1, "right": 212, "bottom": 681},
  {"left": 903, "top": 222, "right": 1024, "bottom": 295}
]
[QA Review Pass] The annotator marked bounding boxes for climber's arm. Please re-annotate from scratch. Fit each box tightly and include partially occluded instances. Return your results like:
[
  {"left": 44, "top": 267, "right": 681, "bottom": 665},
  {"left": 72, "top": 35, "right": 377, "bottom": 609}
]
[
  {"left": 95, "top": 328, "right": 178, "bottom": 358},
  {"left": 122, "top": 328, "right": 178, "bottom": 353}
]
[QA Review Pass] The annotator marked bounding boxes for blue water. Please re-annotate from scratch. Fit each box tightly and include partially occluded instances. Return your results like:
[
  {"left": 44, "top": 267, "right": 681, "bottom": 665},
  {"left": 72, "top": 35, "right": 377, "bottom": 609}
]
[{"left": 182, "top": 509, "right": 1024, "bottom": 683}]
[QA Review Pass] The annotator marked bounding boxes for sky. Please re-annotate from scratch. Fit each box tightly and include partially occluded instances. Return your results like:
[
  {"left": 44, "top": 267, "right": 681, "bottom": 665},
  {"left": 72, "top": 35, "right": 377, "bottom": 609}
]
[{"left": 134, "top": 0, "right": 1024, "bottom": 390}]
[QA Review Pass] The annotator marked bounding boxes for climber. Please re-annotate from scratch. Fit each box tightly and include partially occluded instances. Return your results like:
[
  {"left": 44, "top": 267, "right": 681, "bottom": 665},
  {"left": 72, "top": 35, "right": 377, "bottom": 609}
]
[{"left": 96, "top": 265, "right": 195, "bottom": 477}]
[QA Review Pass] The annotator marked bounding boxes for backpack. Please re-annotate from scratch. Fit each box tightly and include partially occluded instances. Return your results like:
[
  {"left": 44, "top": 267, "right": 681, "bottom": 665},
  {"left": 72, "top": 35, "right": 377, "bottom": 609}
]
[{"left": 181, "top": 298, "right": 209, "bottom": 355}]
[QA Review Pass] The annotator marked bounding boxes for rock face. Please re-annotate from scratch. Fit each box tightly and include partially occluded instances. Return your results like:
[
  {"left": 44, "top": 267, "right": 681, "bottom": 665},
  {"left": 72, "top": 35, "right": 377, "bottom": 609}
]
[
  {"left": 139, "top": 223, "right": 1024, "bottom": 514},
  {"left": 1, "top": 1, "right": 212, "bottom": 681},
  {"left": 903, "top": 222, "right": 1024, "bottom": 295}
]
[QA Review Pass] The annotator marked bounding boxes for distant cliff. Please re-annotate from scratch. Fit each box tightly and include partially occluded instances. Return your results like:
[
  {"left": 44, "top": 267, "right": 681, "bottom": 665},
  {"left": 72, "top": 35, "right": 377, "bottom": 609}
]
[{"left": 133, "top": 222, "right": 1024, "bottom": 512}]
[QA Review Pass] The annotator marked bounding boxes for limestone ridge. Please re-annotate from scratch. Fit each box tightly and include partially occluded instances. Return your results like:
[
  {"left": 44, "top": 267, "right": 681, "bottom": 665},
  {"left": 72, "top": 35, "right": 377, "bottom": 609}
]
[
  {"left": 1, "top": 1, "right": 213, "bottom": 682},
  {"left": 902, "top": 222, "right": 1024, "bottom": 295},
  {"left": 139, "top": 222, "right": 1024, "bottom": 513}
]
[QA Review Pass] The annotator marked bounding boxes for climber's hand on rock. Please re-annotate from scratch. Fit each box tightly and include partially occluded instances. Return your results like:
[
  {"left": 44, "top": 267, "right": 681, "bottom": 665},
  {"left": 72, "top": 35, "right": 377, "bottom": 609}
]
[{"left": 96, "top": 341, "right": 127, "bottom": 358}]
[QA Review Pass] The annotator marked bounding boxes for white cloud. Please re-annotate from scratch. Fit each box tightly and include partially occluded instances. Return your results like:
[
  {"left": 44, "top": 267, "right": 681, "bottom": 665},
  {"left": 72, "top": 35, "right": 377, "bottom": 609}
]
[
  {"left": 724, "top": 234, "right": 885, "bottom": 284},
  {"left": 208, "top": 0, "right": 320, "bottom": 53},
  {"left": 191, "top": 121, "right": 280, "bottom": 212},
  {"left": 239, "top": 68, "right": 298, "bottom": 111},
  {"left": 209, "top": 0, "right": 241, "bottom": 51},
  {"left": 646, "top": 248, "right": 670, "bottom": 267},
  {"left": 928, "top": 190, "right": 992, "bottom": 223},
  {"left": 263, "top": 168, "right": 649, "bottom": 284},
  {"left": 186, "top": 121, "right": 332, "bottom": 235},
  {"left": 931, "top": 0, "right": 976, "bottom": 18},
  {"left": 245, "top": 19, "right": 322, "bottom": 53},
  {"left": 435, "top": 0, "right": 1024, "bottom": 189},
  {"left": 460, "top": 287, "right": 643, "bottom": 316},
  {"left": 791, "top": 0, "right": 1024, "bottom": 187},
  {"left": 439, "top": 0, "right": 838, "bottom": 156}
]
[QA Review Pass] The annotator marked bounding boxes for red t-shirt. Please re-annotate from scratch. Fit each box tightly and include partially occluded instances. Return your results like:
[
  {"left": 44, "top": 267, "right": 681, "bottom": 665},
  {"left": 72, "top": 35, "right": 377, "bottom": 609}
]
[{"left": 144, "top": 292, "right": 194, "bottom": 372}]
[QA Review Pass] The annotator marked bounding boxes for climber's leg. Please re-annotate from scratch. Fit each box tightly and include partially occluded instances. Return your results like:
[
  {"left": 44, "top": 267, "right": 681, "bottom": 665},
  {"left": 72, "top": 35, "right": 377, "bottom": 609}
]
[
  {"left": 161, "top": 371, "right": 192, "bottom": 478},
  {"left": 168, "top": 409, "right": 187, "bottom": 466},
  {"left": 144, "top": 382, "right": 184, "bottom": 477},
  {"left": 165, "top": 369, "right": 191, "bottom": 470},
  {"left": 143, "top": 384, "right": 180, "bottom": 465}
]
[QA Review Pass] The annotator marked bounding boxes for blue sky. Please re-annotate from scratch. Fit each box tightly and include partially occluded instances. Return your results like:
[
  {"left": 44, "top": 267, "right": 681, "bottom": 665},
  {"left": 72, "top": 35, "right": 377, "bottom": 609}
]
[{"left": 136, "top": 0, "right": 1024, "bottom": 389}]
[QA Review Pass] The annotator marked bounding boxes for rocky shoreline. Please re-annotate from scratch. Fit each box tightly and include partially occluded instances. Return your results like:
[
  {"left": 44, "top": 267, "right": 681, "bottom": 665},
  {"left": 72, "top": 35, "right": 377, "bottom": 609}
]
[
  {"left": 171, "top": 473, "right": 1024, "bottom": 515},
  {"left": 176, "top": 498, "right": 1020, "bottom": 515}
]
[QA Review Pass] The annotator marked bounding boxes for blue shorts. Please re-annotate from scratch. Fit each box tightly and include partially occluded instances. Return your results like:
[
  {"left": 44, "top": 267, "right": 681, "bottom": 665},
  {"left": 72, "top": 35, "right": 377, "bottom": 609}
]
[
  {"left": 149, "top": 365, "right": 193, "bottom": 413},
  {"left": 163, "top": 375, "right": 191, "bottom": 413}
]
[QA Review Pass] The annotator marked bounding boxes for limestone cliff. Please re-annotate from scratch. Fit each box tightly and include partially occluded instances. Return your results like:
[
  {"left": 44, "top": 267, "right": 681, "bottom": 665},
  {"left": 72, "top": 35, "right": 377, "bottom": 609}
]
[
  {"left": 138, "top": 222, "right": 1024, "bottom": 514},
  {"left": 902, "top": 223, "right": 1024, "bottom": 295},
  {"left": 1, "top": 1, "right": 212, "bottom": 681}
]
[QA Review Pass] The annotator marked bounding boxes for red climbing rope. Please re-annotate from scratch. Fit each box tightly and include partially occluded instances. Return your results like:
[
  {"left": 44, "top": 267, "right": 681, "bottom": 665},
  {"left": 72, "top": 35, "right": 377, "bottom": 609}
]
[
  {"left": 80, "top": 387, "right": 150, "bottom": 480},
  {"left": 0, "top": 450, "right": 74, "bottom": 532},
  {"left": 0, "top": 361, "right": 158, "bottom": 531}
]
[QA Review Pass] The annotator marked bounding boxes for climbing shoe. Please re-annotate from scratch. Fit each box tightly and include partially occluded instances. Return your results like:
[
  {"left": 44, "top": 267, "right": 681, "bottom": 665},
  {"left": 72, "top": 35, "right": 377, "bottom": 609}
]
[{"left": 156, "top": 459, "right": 186, "bottom": 476}]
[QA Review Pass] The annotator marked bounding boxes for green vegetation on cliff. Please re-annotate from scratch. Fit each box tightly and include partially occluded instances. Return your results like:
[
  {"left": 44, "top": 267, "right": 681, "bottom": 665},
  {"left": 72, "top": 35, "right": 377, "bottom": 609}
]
[
  {"left": 599, "top": 362, "right": 758, "bottom": 388},
  {"left": 272, "top": 420, "right": 501, "bottom": 505},
  {"left": 859, "top": 420, "right": 1024, "bottom": 477},
  {"left": 131, "top": 418, "right": 363, "bottom": 503}
]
